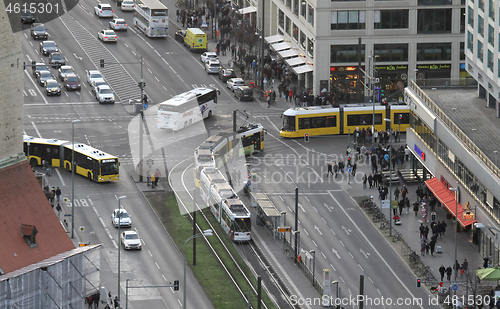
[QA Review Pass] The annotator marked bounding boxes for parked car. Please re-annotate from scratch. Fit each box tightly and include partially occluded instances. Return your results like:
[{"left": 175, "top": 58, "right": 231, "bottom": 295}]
[
  {"left": 21, "top": 11, "right": 36, "bottom": 23},
  {"left": 58, "top": 65, "right": 75, "bottom": 81},
  {"left": 95, "top": 85, "right": 115, "bottom": 104},
  {"left": 111, "top": 209, "right": 131, "bottom": 227},
  {"left": 219, "top": 68, "right": 236, "bottom": 82},
  {"left": 234, "top": 86, "right": 254, "bottom": 101},
  {"left": 30, "top": 23, "right": 48, "bottom": 39},
  {"left": 98, "top": 29, "right": 118, "bottom": 42},
  {"left": 175, "top": 30, "right": 186, "bottom": 43},
  {"left": 120, "top": 0, "right": 135, "bottom": 11},
  {"left": 86, "top": 70, "right": 103, "bottom": 85},
  {"left": 94, "top": 3, "right": 114, "bottom": 18},
  {"left": 48, "top": 52, "right": 65, "bottom": 67},
  {"left": 39, "top": 40, "right": 58, "bottom": 55},
  {"left": 227, "top": 78, "right": 245, "bottom": 91},
  {"left": 121, "top": 231, "right": 142, "bottom": 250},
  {"left": 37, "top": 71, "right": 54, "bottom": 86},
  {"left": 109, "top": 18, "right": 127, "bottom": 31},
  {"left": 200, "top": 52, "right": 218, "bottom": 64},
  {"left": 44, "top": 79, "right": 61, "bottom": 96},
  {"left": 32, "top": 62, "right": 49, "bottom": 77},
  {"left": 205, "top": 60, "right": 220, "bottom": 74},
  {"left": 63, "top": 74, "right": 81, "bottom": 91}
]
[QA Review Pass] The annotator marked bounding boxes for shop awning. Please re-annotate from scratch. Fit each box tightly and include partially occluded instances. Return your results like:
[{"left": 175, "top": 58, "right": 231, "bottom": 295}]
[
  {"left": 278, "top": 49, "right": 298, "bottom": 58},
  {"left": 285, "top": 57, "right": 306, "bottom": 66},
  {"left": 292, "top": 64, "right": 313, "bottom": 74},
  {"left": 271, "top": 42, "right": 290, "bottom": 52},
  {"left": 424, "top": 177, "right": 476, "bottom": 227},
  {"left": 238, "top": 6, "right": 257, "bottom": 14},
  {"left": 265, "top": 35, "right": 283, "bottom": 44}
]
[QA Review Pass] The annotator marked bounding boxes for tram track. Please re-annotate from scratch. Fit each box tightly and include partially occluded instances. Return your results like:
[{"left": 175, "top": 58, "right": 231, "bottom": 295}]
[{"left": 167, "top": 156, "right": 287, "bottom": 308}]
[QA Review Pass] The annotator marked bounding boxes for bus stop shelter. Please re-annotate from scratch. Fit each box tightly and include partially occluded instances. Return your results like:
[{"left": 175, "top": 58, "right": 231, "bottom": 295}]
[{"left": 253, "top": 192, "right": 281, "bottom": 237}]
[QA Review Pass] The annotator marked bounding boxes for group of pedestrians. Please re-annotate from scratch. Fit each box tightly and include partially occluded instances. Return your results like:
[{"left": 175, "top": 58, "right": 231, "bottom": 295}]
[{"left": 438, "top": 259, "right": 469, "bottom": 281}]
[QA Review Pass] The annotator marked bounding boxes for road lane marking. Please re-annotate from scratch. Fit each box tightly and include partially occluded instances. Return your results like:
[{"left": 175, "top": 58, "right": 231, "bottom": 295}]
[
  {"left": 148, "top": 250, "right": 153, "bottom": 257},
  {"left": 155, "top": 262, "right": 160, "bottom": 269},
  {"left": 31, "top": 121, "right": 42, "bottom": 137}
]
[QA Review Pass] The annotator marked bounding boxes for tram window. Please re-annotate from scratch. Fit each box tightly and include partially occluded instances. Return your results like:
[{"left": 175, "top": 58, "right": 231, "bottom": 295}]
[
  {"left": 282, "top": 115, "right": 296, "bottom": 131},
  {"left": 311, "top": 117, "right": 325, "bottom": 128},
  {"left": 325, "top": 116, "right": 337, "bottom": 127},
  {"left": 347, "top": 114, "right": 382, "bottom": 126},
  {"left": 396, "top": 113, "right": 410, "bottom": 124},
  {"left": 299, "top": 118, "right": 311, "bottom": 129}
]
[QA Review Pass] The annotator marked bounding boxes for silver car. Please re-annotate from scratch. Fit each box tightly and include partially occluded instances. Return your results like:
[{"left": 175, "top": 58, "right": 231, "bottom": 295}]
[
  {"left": 205, "top": 60, "right": 221, "bottom": 74},
  {"left": 109, "top": 18, "right": 127, "bottom": 31}
]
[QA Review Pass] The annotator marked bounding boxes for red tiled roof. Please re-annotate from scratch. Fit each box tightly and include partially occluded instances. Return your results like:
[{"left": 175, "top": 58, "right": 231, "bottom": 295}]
[{"left": 0, "top": 160, "right": 75, "bottom": 275}]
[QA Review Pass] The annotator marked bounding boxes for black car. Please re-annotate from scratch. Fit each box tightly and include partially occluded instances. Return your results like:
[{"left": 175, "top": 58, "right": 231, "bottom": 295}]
[
  {"left": 39, "top": 41, "right": 59, "bottom": 56},
  {"left": 37, "top": 71, "right": 54, "bottom": 86},
  {"left": 48, "top": 52, "right": 65, "bottom": 67},
  {"left": 32, "top": 62, "right": 50, "bottom": 77},
  {"left": 21, "top": 12, "right": 36, "bottom": 24},
  {"left": 234, "top": 86, "right": 254, "bottom": 101},
  {"left": 30, "top": 23, "right": 48, "bottom": 40},
  {"left": 175, "top": 30, "right": 186, "bottom": 43},
  {"left": 219, "top": 69, "right": 237, "bottom": 82},
  {"left": 44, "top": 79, "right": 61, "bottom": 96}
]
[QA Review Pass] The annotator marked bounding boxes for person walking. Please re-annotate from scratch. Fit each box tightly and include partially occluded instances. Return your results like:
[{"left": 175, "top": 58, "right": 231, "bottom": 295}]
[
  {"left": 368, "top": 174, "right": 373, "bottom": 188},
  {"left": 413, "top": 201, "right": 419, "bottom": 215},
  {"left": 394, "top": 187, "right": 400, "bottom": 201},
  {"left": 154, "top": 168, "right": 160, "bottom": 187},
  {"left": 429, "top": 239, "right": 436, "bottom": 256},
  {"left": 463, "top": 259, "right": 469, "bottom": 273},
  {"left": 93, "top": 292, "right": 100, "bottom": 309},
  {"left": 338, "top": 160, "right": 345, "bottom": 174},
  {"left": 56, "top": 204, "right": 62, "bottom": 219},
  {"left": 267, "top": 93, "right": 271, "bottom": 108},
  {"left": 333, "top": 162, "right": 339, "bottom": 178},
  {"left": 113, "top": 296, "right": 119, "bottom": 309},
  {"left": 49, "top": 187, "right": 55, "bottom": 205},
  {"left": 55, "top": 186, "right": 62, "bottom": 204},
  {"left": 362, "top": 174, "right": 367, "bottom": 189},
  {"left": 439, "top": 265, "right": 446, "bottom": 281},
  {"left": 107, "top": 292, "right": 113, "bottom": 307},
  {"left": 446, "top": 265, "right": 453, "bottom": 281},
  {"left": 327, "top": 162, "right": 333, "bottom": 177}
]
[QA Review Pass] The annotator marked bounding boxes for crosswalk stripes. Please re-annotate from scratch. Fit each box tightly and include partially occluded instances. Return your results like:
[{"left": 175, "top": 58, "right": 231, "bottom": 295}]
[{"left": 58, "top": 13, "right": 141, "bottom": 103}]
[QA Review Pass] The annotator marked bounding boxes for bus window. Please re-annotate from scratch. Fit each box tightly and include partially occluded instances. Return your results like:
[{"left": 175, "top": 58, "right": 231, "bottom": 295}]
[{"left": 282, "top": 115, "right": 295, "bottom": 131}]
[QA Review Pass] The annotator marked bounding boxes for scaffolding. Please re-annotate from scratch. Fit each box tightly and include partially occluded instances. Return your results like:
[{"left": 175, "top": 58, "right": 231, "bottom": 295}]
[{"left": 0, "top": 245, "right": 101, "bottom": 309}]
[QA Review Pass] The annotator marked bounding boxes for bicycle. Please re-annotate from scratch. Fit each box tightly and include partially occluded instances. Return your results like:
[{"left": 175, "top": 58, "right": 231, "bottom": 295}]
[
  {"left": 409, "top": 251, "right": 419, "bottom": 265},
  {"left": 392, "top": 231, "right": 402, "bottom": 242}
]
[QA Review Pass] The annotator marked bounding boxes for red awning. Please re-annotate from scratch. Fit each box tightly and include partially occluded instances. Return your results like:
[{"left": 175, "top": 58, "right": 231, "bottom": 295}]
[{"left": 424, "top": 177, "right": 476, "bottom": 227}]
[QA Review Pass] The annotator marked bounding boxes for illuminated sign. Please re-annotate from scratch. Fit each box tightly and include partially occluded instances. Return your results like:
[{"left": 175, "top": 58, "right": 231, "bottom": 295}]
[
  {"left": 416, "top": 64, "right": 451, "bottom": 70},
  {"left": 414, "top": 145, "right": 426, "bottom": 161},
  {"left": 330, "top": 66, "right": 365, "bottom": 72},
  {"left": 375, "top": 65, "right": 408, "bottom": 71},
  {"left": 463, "top": 210, "right": 474, "bottom": 221}
]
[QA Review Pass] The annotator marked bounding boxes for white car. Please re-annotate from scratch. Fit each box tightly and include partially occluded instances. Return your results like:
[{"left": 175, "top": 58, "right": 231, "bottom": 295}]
[
  {"left": 111, "top": 209, "right": 131, "bottom": 227},
  {"left": 200, "top": 52, "right": 218, "bottom": 64},
  {"left": 98, "top": 29, "right": 118, "bottom": 42},
  {"left": 96, "top": 85, "right": 115, "bottom": 104},
  {"left": 121, "top": 0, "right": 135, "bottom": 11},
  {"left": 86, "top": 70, "right": 103, "bottom": 85},
  {"left": 91, "top": 79, "right": 107, "bottom": 94},
  {"left": 227, "top": 78, "right": 245, "bottom": 91},
  {"left": 205, "top": 60, "right": 221, "bottom": 74},
  {"left": 121, "top": 231, "right": 142, "bottom": 250},
  {"left": 109, "top": 18, "right": 127, "bottom": 31},
  {"left": 94, "top": 3, "right": 113, "bottom": 18}
]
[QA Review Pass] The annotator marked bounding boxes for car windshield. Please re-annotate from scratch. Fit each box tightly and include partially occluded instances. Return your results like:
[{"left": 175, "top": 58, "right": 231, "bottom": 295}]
[
  {"left": 104, "top": 31, "right": 115, "bottom": 35},
  {"left": 91, "top": 73, "right": 103, "bottom": 79},
  {"left": 40, "top": 72, "right": 51, "bottom": 78},
  {"left": 44, "top": 42, "right": 56, "bottom": 48},
  {"left": 95, "top": 82, "right": 106, "bottom": 87},
  {"left": 61, "top": 68, "right": 73, "bottom": 73},
  {"left": 125, "top": 233, "right": 139, "bottom": 240},
  {"left": 100, "top": 88, "right": 113, "bottom": 94},
  {"left": 67, "top": 76, "right": 79, "bottom": 82},
  {"left": 52, "top": 54, "right": 63, "bottom": 60},
  {"left": 37, "top": 65, "right": 48, "bottom": 70},
  {"left": 46, "top": 81, "right": 58, "bottom": 87},
  {"left": 118, "top": 212, "right": 129, "bottom": 218},
  {"left": 34, "top": 25, "right": 45, "bottom": 31}
]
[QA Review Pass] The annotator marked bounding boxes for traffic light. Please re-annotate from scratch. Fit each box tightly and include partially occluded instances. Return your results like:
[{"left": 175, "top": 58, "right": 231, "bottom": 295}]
[
  {"left": 173, "top": 280, "right": 179, "bottom": 291},
  {"left": 304, "top": 133, "right": 309, "bottom": 142},
  {"left": 138, "top": 81, "right": 146, "bottom": 89},
  {"left": 416, "top": 278, "right": 421, "bottom": 287},
  {"left": 100, "top": 59, "right": 104, "bottom": 67}
]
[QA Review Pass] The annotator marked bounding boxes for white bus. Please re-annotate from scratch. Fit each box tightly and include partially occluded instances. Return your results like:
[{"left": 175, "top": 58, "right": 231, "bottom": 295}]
[
  {"left": 157, "top": 88, "right": 218, "bottom": 130},
  {"left": 133, "top": 0, "right": 168, "bottom": 37}
]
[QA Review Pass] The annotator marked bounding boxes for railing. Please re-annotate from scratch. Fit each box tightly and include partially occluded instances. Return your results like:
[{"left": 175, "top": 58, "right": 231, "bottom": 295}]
[
  {"left": 414, "top": 78, "right": 477, "bottom": 88},
  {"left": 409, "top": 80, "right": 500, "bottom": 180}
]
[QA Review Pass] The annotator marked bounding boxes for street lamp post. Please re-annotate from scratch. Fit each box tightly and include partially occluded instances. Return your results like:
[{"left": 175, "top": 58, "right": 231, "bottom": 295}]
[
  {"left": 370, "top": 54, "right": 379, "bottom": 135},
  {"left": 184, "top": 229, "right": 213, "bottom": 309},
  {"left": 385, "top": 118, "right": 392, "bottom": 236},
  {"left": 71, "top": 119, "right": 80, "bottom": 239},
  {"left": 117, "top": 195, "right": 127, "bottom": 307},
  {"left": 310, "top": 250, "right": 316, "bottom": 287},
  {"left": 449, "top": 188, "right": 458, "bottom": 281}
]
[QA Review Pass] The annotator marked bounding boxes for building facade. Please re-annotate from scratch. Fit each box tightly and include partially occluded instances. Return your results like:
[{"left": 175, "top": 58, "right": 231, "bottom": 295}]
[
  {"left": 263, "top": 0, "right": 466, "bottom": 98},
  {"left": 465, "top": 0, "right": 500, "bottom": 117}
]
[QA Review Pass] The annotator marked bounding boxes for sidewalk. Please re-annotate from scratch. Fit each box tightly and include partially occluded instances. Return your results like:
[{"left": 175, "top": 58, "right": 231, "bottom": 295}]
[{"left": 342, "top": 136, "right": 488, "bottom": 297}]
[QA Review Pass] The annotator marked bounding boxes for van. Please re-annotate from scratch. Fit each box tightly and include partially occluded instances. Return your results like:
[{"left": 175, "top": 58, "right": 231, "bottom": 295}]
[
  {"left": 235, "top": 86, "right": 254, "bottom": 101},
  {"left": 184, "top": 28, "right": 207, "bottom": 52}
]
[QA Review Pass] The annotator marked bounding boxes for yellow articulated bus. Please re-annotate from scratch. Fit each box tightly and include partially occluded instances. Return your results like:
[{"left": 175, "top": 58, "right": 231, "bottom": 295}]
[
  {"left": 23, "top": 135, "right": 119, "bottom": 182},
  {"left": 280, "top": 104, "right": 410, "bottom": 138},
  {"left": 184, "top": 28, "right": 207, "bottom": 52}
]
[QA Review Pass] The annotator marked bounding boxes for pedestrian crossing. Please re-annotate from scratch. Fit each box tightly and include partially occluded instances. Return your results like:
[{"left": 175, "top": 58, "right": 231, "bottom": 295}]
[{"left": 58, "top": 14, "right": 142, "bottom": 103}]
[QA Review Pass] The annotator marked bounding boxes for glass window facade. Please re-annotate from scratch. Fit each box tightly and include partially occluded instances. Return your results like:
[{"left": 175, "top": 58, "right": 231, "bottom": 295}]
[
  {"left": 286, "top": 0, "right": 291, "bottom": 9},
  {"left": 330, "top": 44, "right": 365, "bottom": 63},
  {"left": 374, "top": 43, "right": 408, "bottom": 61},
  {"left": 300, "top": 31, "right": 306, "bottom": 50},
  {"left": 489, "top": 0, "right": 495, "bottom": 20},
  {"left": 308, "top": 38, "right": 314, "bottom": 58},
  {"left": 460, "top": 42, "right": 465, "bottom": 60},
  {"left": 279, "top": 10, "right": 285, "bottom": 29},
  {"left": 468, "top": 6, "right": 474, "bottom": 26},
  {"left": 468, "top": 31, "right": 474, "bottom": 52},
  {"left": 489, "top": 25, "right": 495, "bottom": 46},
  {"left": 331, "top": 10, "right": 366, "bottom": 30},
  {"left": 479, "top": 0, "right": 484, "bottom": 11},
  {"left": 478, "top": 40, "right": 484, "bottom": 61},
  {"left": 461, "top": 8, "right": 465, "bottom": 33},
  {"left": 410, "top": 112, "right": 436, "bottom": 152},
  {"left": 488, "top": 49, "right": 493, "bottom": 71},
  {"left": 286, "top": 16, "right": 291, "bottom": 35},
  {"left": 418, "top": 0, "right": 451, "bottom": 4},
  {"left": 308, "top": 4, "right": 314, "bottom": 26},
  {"left": 417, "top": 43, "right": 452, "bottom": 61},
  {"left": 374, "top": 10, "right": 409, "bottom": 29},
  {"left": 417, "top": 9, "right": 452, "bottom": 33},
  {"left": 293, "top": 23, "right": 298, "bottom": 41},
  {"left": 478, "top": 15, "right": 484, "bottom": 37},
  {"left": 293, "top": 0, "right": 299, "bottom": 15},
  {"left": 301, "top": 0, "right": 306, "bottom": 18}
]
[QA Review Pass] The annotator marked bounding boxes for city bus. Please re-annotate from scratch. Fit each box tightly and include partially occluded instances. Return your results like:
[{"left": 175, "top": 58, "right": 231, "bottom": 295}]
[
  {"left": 133, "top": 0, "right": 168, "bottom": 37},
  {"left": 23, "top": 135, "right": 120, "bottom": 182},
  {"left": 157, "top": 88, "right": 218, "bottom": 130}
]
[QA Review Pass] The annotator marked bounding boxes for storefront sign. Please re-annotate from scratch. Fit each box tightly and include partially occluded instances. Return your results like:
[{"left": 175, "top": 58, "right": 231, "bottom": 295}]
[
  {"left": 330, "top": 66, "right": 365, "bottom": 72},
  {"left": 414, "top": 145, "right": 426, "bottom": 161},
  {"left": 375, "top": 65, "right": 408, "bottom": 71},
  {"left": 463, "top": 210, "right": 474, "bottom": 221},
  {"left": 416, "top": 64, "right": 451, "bottom": 70}
]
